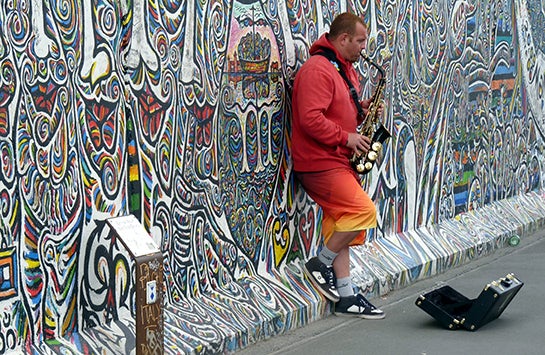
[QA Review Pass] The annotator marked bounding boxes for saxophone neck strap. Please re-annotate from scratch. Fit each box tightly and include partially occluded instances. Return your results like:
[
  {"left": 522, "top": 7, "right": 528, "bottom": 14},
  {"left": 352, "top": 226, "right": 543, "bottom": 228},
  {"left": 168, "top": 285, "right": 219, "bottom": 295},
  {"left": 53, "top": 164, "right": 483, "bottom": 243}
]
[{"left": 313, "top": 49, "right": 364, "bottom": 117}]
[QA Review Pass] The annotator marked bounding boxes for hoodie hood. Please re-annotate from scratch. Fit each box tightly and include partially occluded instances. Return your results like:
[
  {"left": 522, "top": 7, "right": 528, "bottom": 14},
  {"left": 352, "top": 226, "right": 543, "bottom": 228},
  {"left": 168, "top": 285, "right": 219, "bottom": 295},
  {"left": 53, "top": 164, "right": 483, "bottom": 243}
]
[{"left": 309, "top": 33, "right": 353, "bottom": 72}]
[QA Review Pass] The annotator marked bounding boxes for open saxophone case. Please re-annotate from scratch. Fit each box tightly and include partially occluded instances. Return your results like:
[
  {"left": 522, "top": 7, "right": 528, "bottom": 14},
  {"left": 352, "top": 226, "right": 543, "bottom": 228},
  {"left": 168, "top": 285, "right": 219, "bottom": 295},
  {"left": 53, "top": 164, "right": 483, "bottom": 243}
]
[{"left": 415, "top": 273, "right": 524, "bottom": 331}]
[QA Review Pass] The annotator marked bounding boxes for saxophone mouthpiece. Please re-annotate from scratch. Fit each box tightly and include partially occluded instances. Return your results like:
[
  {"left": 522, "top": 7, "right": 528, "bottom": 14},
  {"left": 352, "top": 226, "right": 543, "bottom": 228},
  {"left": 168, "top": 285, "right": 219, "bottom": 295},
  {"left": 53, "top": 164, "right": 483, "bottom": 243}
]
[{"left": 360, "top": 52, "right": 385, "bottom": 78}]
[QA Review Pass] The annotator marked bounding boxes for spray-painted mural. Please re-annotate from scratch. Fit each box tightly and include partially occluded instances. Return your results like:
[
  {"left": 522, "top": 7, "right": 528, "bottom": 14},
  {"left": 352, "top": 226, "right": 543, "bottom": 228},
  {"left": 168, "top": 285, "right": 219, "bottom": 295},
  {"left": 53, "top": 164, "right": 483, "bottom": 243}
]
[{"left": 0, "top": 0, "right": 544, "bottom": 353}]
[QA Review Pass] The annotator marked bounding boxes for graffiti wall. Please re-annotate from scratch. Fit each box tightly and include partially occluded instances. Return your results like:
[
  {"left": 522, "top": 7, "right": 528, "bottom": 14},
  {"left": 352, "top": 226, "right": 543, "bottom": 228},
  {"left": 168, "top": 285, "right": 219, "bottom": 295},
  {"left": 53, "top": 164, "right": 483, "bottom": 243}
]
[{"left": 0, "top": 0, "right": 544, "bottom": 353}]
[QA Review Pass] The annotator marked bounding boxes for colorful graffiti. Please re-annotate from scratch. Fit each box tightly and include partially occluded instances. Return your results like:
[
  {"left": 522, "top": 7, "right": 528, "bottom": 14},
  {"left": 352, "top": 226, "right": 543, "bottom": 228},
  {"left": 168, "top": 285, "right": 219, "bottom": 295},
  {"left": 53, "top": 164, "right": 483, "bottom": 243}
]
[{"left": 0, "top": 0, "right": 544, "bottom": 352}]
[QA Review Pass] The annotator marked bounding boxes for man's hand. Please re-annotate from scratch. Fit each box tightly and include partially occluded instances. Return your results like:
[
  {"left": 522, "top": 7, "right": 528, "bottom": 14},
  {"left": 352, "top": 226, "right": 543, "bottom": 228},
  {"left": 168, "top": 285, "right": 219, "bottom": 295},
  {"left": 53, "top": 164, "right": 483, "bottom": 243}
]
[
  {"left": 346, "top": 133, "right": 371, "bottom": 156},
  {"left": 361, "top": 99, "right": 384, "bottom": 117}
]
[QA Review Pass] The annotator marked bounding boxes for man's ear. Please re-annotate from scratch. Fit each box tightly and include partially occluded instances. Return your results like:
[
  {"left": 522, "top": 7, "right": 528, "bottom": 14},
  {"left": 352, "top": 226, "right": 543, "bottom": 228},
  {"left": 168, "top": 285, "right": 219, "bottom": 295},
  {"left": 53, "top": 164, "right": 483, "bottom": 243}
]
[{"left": 338, "top": 32, "right": 350, "bottom": 45}]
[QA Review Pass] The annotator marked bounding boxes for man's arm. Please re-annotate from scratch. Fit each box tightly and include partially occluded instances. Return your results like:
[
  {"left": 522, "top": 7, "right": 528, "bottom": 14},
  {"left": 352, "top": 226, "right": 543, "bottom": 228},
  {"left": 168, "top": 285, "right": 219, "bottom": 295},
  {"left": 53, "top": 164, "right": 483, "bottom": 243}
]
[{"left": 294, "top": 69, "right": 348, "bottom": 147}]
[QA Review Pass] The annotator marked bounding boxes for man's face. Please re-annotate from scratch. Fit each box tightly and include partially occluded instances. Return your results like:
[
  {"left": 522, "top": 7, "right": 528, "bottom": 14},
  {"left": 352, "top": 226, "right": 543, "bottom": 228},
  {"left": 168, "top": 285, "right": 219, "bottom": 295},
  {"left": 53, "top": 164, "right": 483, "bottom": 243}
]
[{"left": 342, "top": 23, "right": 368, "bottom": 63}]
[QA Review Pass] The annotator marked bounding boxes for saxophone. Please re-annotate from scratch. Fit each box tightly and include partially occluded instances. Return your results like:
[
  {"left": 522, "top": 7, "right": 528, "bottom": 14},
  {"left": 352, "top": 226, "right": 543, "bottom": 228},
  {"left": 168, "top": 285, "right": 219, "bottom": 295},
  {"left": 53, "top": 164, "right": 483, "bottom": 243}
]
[{"left": 350, "top": 53, "right": 391, "bottom": 174}]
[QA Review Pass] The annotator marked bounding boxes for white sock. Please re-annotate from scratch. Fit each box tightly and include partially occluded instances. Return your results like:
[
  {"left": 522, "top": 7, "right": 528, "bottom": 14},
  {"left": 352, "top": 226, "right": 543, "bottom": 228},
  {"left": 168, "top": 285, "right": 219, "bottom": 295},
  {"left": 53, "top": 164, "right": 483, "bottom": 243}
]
[
  {"left": 336, "top": 277, "right": 354, "bottom": 298},
  {"left": 318, "top": 245, "right": 338, "bottom": 267}
]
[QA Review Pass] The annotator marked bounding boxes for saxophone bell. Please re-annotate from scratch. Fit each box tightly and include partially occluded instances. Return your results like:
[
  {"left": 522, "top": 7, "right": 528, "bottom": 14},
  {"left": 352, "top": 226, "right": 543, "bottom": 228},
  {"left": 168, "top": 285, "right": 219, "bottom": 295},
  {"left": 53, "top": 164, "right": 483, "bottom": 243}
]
[{"left": 370, "top": 124, "right": 391, "bottom": 155}]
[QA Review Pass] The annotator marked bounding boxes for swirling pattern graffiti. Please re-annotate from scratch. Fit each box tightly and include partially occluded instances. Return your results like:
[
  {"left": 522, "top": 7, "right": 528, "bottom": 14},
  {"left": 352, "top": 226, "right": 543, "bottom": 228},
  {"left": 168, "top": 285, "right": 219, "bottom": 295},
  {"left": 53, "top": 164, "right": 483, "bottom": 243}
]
[{"left": 0, "top": 0, "right": 543, "bottom": 352}]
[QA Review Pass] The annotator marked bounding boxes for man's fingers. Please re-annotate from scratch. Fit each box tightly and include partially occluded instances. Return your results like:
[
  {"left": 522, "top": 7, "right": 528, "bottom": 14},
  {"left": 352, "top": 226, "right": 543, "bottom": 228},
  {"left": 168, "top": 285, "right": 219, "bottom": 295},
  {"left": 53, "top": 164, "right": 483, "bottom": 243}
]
[{"left": 354, "top": 138, "right": 370, "bottom": 156}]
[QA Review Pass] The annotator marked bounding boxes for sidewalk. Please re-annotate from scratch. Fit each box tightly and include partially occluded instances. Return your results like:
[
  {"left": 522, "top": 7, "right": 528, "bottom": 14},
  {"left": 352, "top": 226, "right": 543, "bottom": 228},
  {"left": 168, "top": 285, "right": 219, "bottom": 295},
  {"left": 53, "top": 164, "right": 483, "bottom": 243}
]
[{"left": 238, "top": 230, "right": 545, "bottom": 355}]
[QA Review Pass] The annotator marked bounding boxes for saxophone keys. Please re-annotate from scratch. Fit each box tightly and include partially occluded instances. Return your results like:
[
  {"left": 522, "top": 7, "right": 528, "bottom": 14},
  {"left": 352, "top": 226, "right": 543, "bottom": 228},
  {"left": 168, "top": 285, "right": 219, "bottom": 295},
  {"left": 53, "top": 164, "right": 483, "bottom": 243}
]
[
  {"left": 364, "top": 162, "right": 374, "bottom": 171},
  {"left": 367, "top": 151, "right": 378, "bottom": 162},
  {"left": 356, "top": 163, "right": 366, "bottom": 173},
  {"left": 371, "top": 142, "right": 383, "bottom": 152}
]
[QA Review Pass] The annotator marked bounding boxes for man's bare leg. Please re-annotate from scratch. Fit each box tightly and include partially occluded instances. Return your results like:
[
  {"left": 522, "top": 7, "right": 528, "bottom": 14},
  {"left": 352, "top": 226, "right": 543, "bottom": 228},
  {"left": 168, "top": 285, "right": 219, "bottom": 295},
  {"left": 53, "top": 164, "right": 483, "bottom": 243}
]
[
  {"left": 327, "top": 230, "right": 361, "bottom": 279},
  {"left": 332, "top": 246, "right": 351, "bottom": 279}
]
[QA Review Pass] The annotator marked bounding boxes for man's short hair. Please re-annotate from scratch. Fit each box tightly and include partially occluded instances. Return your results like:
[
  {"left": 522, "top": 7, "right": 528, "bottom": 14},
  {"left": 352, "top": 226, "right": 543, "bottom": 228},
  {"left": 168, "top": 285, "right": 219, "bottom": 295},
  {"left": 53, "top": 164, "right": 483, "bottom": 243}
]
[{"left": 328, "top": 12, "right": 366, "bottom": 39}]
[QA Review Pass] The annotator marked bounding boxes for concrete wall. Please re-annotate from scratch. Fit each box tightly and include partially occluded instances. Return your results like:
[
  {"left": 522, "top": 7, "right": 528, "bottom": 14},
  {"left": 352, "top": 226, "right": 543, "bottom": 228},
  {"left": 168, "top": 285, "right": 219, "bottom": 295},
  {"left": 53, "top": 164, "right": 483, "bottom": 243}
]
[{"left": 0, "top": 0, "right": 544, "bottom": 353}]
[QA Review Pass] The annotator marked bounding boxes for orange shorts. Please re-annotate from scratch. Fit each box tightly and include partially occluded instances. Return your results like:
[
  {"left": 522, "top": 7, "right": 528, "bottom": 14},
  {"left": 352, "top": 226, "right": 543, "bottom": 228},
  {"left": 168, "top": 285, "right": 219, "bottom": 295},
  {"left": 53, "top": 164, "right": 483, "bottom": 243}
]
[{"left": 297, "top": 168, "right": 377, "bottom": 246}]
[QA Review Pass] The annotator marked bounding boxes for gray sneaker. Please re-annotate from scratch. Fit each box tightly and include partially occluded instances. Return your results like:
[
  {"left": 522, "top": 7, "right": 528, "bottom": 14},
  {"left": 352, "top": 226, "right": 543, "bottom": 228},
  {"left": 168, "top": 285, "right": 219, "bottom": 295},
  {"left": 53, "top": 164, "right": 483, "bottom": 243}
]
[
  {"left": 334, "top": 294, "right": 385, "bottom": 319},
  {"left": 303, "top": 257, "right": 340, "bottom": 302}
]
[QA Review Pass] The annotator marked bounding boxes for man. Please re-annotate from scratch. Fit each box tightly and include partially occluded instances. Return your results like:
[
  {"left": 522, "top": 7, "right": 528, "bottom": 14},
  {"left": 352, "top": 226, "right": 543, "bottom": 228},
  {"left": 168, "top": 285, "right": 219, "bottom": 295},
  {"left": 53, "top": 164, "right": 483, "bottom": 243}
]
[{"left": 291, "top": 12, "right": 385, "bottom": 319}]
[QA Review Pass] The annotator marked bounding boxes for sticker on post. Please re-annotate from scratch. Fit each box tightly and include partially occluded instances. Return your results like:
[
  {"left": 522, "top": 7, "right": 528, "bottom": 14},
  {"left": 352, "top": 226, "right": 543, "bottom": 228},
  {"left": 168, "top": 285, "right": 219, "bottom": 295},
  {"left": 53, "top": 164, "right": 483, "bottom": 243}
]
[{"left": 146, "top": 280, "right": 157, "bottom": 304}]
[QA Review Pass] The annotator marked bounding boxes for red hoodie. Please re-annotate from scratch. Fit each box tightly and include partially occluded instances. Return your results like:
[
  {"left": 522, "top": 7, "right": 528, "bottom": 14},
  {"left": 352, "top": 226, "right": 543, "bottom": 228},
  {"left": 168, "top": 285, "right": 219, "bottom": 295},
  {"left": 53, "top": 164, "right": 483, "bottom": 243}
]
[{"left": 291, "top": 34, "right": 363, "bottom": 172}]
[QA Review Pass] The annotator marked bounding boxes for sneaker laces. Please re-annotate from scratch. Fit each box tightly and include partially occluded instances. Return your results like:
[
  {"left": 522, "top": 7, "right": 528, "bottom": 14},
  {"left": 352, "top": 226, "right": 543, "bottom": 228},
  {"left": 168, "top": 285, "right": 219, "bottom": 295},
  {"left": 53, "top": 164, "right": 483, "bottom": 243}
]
[
  {"left": 321, "top": 264, "right": 337, "bottom": 289},
  {"left": 356, "top": 294, "right": 376, "bottom": 310}
]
